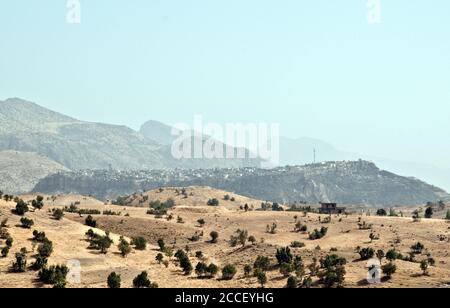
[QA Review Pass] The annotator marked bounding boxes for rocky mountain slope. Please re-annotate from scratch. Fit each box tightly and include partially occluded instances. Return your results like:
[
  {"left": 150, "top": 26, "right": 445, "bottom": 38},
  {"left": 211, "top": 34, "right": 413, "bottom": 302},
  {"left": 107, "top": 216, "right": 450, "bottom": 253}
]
[
  {"left": 33, "top": 160, "right": 449, "bottom": 206},
  {"left": 0, "top": 98, "right": 165, "bottom": 170},
  {"left": 140, "top": 120, "right": 261, "bottom": 169},
  {"left": 0, "top": 150, "right": 68, "bottom": 193},
  {"left": 0, "top": 98, "right": 260, "bottom": 172},
  {"left": 277, "top": 136, "right": 450, "bottom": 193}
]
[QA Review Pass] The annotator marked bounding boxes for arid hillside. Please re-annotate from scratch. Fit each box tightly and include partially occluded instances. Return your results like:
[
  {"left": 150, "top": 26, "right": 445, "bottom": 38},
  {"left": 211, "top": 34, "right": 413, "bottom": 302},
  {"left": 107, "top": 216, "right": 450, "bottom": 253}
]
[{"left": 1, "top": 187, "right": 450, "bottom": 288}]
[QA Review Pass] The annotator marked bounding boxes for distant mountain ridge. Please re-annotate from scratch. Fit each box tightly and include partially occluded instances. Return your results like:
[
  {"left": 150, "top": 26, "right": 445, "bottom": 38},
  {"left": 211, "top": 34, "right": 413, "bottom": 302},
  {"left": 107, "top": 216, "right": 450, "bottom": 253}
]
[
  {"left": 0, "top": 98, "right": 165, "bottom": 170},
  {"left": 278, "top": 136, "right": 450, "bottom": 192},
  {"left": 140, "top": 120, "right": 262, "bottom": 169},
  {"left": 0, "top": 98, "right": 261, "bottom": 172},
  {"left": 0, "top": 98, "right": 261, "bottom": 193},
  {"left": 33, "top": 160, "right": 449, "bottom": 206}
]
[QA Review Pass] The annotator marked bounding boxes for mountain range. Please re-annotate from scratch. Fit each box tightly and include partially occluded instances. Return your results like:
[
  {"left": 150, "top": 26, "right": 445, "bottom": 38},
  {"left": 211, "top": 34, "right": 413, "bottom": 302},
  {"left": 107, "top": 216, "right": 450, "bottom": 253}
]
[
  {"left": 33, "top": 160, "right": 449, "bottom": 206},
  {"left": 0, "top": 98, "right": 261, "bottom": 193},
  {"left": 141, "top": 120, "right": 450, "bottom": 193},
  {"left": 1, "top": 97, "right": 449, "bottom": 202},
  {"left": 277, "top": 137, "right": 450, "bottom": 192}
]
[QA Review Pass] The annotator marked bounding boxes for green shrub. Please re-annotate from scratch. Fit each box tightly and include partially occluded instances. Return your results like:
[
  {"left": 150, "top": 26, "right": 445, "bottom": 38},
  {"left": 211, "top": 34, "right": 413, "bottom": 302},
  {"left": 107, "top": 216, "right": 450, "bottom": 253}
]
[
  {"left": 320, "top": 264, "right": 346, "bottom": 288},
  {"left": 38, "top": 240, "right": 54, "bottom": 258},
  {"left": 309, "top": 227, "right": 328, "bottom": 240},
  {"left": 276, "top": 247, "right": 293, "bottom": 265},
  {"left": 195, "top": 262, "right": 218, "bottom": 278},
  {"left": 32, "top": 230, "right": 47, "bottom": 242},
  {"left": 376, "top": 209, "right": 387, "bottom": 216},
  {"left": 207, "top": 198, "right": 219, "bottom": 206},
  {"left": 207, "top": 263, "right": 219, "bottom": 277},
  {"left": 107, "top": 272, "right": 121, "bottom": 288},
  {"left": 118, "top": 237, "right": 131, "bottom": 257},
  {"left": 420, "top": 260, "right": 429, "bottom": 275},
  {"left": 131, "top": 236, "right": 147, "bottom": 250},
  {"left": 31, "top": 196, "right": 44, "bottom": 211},
  {"left": 133, "top": 271, "right": 158, "bottom": 288},
  {"left": 386, "top": 249, "right": 398, "bottom": 261},
  {"left": 87, "top": 232, "right": 113, "bottom": 253},
  {"left": 358, "top": 248, "right": 375, "bottom": 260},
  {"left": 5, "top": 237, "right": 13, "bottom": 247},
  {"left": 290, "top": 241, "right": 305, "bottom": 248},
  {"left": 382, "top": 262, "right": 396, "bottom": 279},
  {"left": 38, "top": 265, "right": 69, "bottom": 287},
  {"left": 195, "top": 262, "right": 208, "bottom": 277},
  {"left": 229, "top": 229, "right": 248, "bottom": 247},
  {"left": 20, "top": 217, "right": 34, "bottom": 229},
  {"left": 180, "top": 256, "right": 193, "bottom": 275},
  {"left": 52, "top": 208, "right": 64, "bottom": 220},
  {"left": 77, "top": 209, "right": 101, "bottom": 215},
  {"left": 102, "top": 210, "right": 121, "bottom": 216},
  {"left": 287, "top": 276, "right": 298, "bottom": 288},
  {"left": 156, "top": 253, "right": 164, "bottom": 264},
  {"left": 280, "top": 262, "right": 293, "bottom": 277},
  {"left": 254, "top": 256, "right": 270, "bottom": 272},
  {"left": 31, "top": 255, "right": 48, "bottom": 271},
  {"left": 14, "top": 200, "right": 29, "bottom": 216},
  {"left": 256, "top": 270, "right": 267, "bottom": 287},
  {"left": 157, "top": 239, "right": 166, "bottom": 252},
  {"left": 210, "top": 231, "right": 219, "bottom": 243},
  {"left": 222, "top": 264, "right": 237, "bottom": 280},
  {"left": 1, "top": 246, "right": 10, "bottom": 258},
  {"left": 411, "top": 242, "right": 425, "bottom": 254},
  {"left": 85, "top": 215, "right": 97, "bottom": 228},
  {"left": 424, "top": 207, "right": 433, "bottom": 219},
  {"left": 244, "top": 264, "right": 252, "bottom": 277},
  {"left": 12, "top": 253, "right": 27, "bottom": 273},
  {"left": 321, "top": 254, "right": 347, "bottom": 269},
  {"left": 318, "top": 254, "right": 347, "bottom": 288}
]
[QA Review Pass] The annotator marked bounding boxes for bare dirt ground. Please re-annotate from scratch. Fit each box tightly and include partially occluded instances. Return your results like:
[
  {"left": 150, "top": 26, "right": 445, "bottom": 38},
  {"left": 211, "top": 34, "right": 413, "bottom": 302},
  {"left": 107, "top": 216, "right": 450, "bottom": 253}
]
[{"left": 1, "top": 187, "right": 450, "bottom": 288}]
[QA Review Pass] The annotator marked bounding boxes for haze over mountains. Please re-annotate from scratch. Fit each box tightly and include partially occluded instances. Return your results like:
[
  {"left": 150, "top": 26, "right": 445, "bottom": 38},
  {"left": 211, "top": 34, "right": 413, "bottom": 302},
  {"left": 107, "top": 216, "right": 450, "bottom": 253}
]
[
  {"left": 0, "top": 98, "right": 260, "bottom": 193},
  {"left": 277, "top": 137, "right": 450, "bottom": 193},
  {"left": 1, "top": 97, "right": 449, "bottom": 205},
  {"left": 141, "top": 120, "right": 450, "bottom": 192},
  {"left": 34, "top": 161, "right": 449, "bottom": 206}
]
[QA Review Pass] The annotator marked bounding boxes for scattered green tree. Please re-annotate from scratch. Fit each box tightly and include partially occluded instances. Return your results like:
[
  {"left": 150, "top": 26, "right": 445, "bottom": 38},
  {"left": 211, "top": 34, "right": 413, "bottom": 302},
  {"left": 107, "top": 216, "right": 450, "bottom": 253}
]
[
  {"left": 376, "top": 209, "right": 387, "bottom": 216},
  {"left": 156, "top": 253, "right": 164, "bottom": 264},
  {"left": 38, "top": 265, "right": 69, "bottom": 288},
  {"left": 287, "top": 276, "right": 298, "bottom": 288},
  {"left": 382, "top": 262, "right": 397, "bottom": 279},
  {"left": 85, "top": 215, "right": 97, "bottom": 228},
  {"left": 133, "top": 271, "right": 157, "bottom": 288},
  {"left": 12, "top": 253, "right": 27, "bottom": 273},
  {"left": 210, "top": 231, "right": 219, "bottom": 243},
  {"left": 20, "top": 217, "right": 34, "bottom": 229},
  {"left": 52, "top": 208, "right": 64, "bottom": 220},
  {"left": 118, "top": 237, "right": 132, "bottom": 257},
  {"left": 131, "top": 236, "right": 147, "bottom": 250},
  {"left": 222, "top": 264, "right": 237, "bottom": 280},
  {"left": 424, "top": 206, "right": 433, "bottom": 219},
  {"left": 107, "top": 272, "right": 121, "bottom": 288},
  {"left": 14, "top": 199, "right": 29, "bottom": 216}
]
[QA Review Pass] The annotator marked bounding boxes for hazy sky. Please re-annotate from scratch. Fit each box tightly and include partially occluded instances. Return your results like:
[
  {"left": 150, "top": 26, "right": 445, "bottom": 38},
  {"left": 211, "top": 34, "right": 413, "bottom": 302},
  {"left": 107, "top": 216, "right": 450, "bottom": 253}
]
[{"left": 1, "top": 1, "right": 449, "bottom": 168}]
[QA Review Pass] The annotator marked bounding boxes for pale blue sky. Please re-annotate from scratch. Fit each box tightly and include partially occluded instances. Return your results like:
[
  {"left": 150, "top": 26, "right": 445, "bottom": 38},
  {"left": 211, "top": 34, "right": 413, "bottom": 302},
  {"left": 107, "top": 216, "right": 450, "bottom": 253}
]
[{"left": 1, "top": 1, "right": 449, "bottom": 168}]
